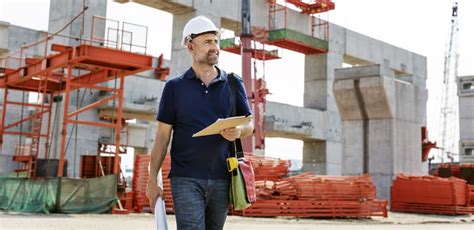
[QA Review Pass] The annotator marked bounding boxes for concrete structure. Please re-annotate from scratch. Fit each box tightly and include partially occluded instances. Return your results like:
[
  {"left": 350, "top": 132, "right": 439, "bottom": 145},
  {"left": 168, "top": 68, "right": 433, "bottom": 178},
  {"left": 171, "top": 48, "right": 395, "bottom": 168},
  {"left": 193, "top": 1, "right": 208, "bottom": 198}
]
[
  {"left": 458, "top": 75, "right": 474, "bottom": 162},
  {"left": 0, "top": 21, "right": 48, "bottom": 173},
  {"left": 115, "top": 0, "right": 427, "bottom": 178},
  {"left": 334, "top": 64, "right": 427, "bottom": 199},
  {"left": 0, "top": 0, "right": 428, "bottom": 200}
]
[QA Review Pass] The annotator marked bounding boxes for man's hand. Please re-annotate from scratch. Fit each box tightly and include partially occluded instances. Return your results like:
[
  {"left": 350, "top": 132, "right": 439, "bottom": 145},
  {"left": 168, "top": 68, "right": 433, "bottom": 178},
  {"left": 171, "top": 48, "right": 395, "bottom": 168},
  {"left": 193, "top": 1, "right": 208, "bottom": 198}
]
[
  {"left": 146, "top": 180, "right": 164, "bottom": 213},
  {"left": 220, "top": 126, "right": 242, "bottom": 141}
]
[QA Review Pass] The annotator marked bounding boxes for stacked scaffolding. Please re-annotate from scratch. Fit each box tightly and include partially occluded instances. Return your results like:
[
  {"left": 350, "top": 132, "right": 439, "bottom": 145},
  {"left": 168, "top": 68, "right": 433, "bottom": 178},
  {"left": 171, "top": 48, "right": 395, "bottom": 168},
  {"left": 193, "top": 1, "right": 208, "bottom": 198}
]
[
  {"left": 236, "top": 172, "right": 387, "bottom": 218},
  {"left": 391, "top": 174, "right": 474, "bottom": 215},
  {"left": 159, "top": 152, "right": 386, "bottom": 218}
]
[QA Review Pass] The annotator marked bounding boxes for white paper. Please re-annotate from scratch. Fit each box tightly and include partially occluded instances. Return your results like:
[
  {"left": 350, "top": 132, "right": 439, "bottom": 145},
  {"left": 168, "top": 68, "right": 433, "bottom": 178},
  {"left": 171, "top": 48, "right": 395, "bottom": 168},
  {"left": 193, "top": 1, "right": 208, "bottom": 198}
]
[
  {"left": 192, "top": 115, "right": 253, "bottom": 137},
  {"left": 154, "top": 197, "right": 168, "bottom": 230},
  {"left": 155, "top": 170, "right": 168, "bottom": 230}
]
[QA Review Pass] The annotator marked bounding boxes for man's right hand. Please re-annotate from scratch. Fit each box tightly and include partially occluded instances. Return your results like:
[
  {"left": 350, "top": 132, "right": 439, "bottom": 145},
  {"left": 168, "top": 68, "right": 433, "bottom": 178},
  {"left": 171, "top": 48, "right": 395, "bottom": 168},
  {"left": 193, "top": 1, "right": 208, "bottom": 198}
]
[{"left": 146, "top": 180, "right": 164, "bottom": 213}]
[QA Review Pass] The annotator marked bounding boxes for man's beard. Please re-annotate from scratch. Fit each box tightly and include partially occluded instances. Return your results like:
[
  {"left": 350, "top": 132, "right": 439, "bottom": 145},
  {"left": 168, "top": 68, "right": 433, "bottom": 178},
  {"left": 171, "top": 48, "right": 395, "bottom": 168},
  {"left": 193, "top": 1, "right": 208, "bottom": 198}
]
[{"left": 198, "top": 51, "right": 219, "bottom": 65}]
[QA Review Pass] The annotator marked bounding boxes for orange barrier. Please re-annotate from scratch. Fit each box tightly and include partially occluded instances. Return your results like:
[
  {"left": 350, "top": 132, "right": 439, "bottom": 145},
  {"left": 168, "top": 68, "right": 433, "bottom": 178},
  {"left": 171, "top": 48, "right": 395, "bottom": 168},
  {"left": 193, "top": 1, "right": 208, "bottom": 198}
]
[
  {"left": 391, "top": 174, "right": 474, "bottom": 215},
  {"left": 132, "top": 154, "right": 150, "bottom": 212},
  {"left": 132, "top": 154, "right": 174, "bottom": 213}
]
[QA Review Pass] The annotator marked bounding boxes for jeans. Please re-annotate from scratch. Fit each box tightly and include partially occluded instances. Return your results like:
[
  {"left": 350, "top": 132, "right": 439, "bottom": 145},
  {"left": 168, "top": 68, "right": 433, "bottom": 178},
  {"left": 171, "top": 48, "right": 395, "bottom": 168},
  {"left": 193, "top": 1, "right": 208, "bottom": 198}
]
[{"left": 170, "top": 176, "right": 230, "bottom": 230}]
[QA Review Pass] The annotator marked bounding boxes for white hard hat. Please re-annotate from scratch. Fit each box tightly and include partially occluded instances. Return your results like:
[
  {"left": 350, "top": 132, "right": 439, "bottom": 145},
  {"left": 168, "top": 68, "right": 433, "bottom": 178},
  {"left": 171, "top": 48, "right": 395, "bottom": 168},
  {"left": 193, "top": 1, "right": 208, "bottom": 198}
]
[{"left": 182, "top": 15, "right": 219, "bottom": 47}]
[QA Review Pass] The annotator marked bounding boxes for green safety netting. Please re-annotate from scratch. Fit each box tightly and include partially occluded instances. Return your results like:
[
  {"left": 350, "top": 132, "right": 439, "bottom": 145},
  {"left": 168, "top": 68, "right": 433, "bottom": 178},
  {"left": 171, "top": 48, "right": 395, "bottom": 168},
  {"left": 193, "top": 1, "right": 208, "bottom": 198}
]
[
  {"left": 220, "top": 38, "right": 237, "bottom": 49},
  {"left": 0, "top": 174, "right": 117, "bottom": 214},
  {"left": 219, "top": 29, "right": 328, "bottom": 52},
  {"left": 267, "top": 28, "right": 328, "bottom": 50}
]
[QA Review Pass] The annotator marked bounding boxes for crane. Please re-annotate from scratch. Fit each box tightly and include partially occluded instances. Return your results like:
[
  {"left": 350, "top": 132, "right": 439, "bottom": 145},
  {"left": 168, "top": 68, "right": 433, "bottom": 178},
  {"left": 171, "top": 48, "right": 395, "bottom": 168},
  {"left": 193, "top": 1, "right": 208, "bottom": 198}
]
[{"left": 438, "top": 2, "right": 459, "bottom": 162}]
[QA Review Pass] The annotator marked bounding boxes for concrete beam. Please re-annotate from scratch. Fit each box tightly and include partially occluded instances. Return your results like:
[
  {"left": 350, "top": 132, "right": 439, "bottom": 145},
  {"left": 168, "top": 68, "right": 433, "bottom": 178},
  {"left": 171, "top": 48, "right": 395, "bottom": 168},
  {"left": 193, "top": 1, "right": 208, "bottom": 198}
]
[
  {"left": 265, "top": 101, "right": 324, "bottom": 141},
  {"left": 115, "top": 0, "right": 194, "bottom": 15},
  {"left": 334, "top": 64, "right": 395, "bottom": 80}
]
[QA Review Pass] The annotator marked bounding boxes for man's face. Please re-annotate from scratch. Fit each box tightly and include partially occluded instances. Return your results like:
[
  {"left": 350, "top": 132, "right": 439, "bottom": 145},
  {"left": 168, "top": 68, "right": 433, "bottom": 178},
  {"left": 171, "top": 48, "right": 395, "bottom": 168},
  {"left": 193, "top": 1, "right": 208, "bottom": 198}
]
[{"left": 189, "top": 33, "right": 219, "bottom": 66}]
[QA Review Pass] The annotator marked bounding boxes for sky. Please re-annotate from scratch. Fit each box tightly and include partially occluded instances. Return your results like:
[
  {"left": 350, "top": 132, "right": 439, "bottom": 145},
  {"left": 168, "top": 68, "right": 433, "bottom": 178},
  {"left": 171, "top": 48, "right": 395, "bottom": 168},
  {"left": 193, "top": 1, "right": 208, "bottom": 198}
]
[{"left": 1, "top": 0, "right": 473, "bottom": 164}]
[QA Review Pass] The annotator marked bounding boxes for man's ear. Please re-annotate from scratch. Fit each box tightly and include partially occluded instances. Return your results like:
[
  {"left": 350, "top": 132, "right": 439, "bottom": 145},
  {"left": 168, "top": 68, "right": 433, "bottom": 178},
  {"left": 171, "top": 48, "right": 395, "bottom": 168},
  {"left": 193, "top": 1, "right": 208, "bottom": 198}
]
[{"left": 187, "top": 42, "right": 193, "bottom": 51}]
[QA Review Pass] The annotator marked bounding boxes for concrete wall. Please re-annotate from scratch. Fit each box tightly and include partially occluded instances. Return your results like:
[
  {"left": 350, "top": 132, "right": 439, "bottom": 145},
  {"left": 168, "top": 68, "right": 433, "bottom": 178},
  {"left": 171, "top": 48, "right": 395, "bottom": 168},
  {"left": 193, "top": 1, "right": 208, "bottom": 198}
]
[
  {"left": 0, "top": 24, "right": 46, "bottom": 174},
  {"left": 98, "top": 75, "right": 164, "bottom": 121},
  {"left": 49, "top": 0, "right": 107, "bottom": 47}
]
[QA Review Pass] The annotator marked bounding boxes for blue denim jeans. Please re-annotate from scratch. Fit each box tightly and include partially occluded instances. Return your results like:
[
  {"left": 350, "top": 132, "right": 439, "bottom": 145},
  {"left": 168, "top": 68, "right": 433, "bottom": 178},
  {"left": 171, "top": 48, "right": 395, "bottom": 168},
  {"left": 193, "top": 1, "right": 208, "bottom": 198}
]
[{"left": 170, "top": 176, "right": 230, "bottom": 230}]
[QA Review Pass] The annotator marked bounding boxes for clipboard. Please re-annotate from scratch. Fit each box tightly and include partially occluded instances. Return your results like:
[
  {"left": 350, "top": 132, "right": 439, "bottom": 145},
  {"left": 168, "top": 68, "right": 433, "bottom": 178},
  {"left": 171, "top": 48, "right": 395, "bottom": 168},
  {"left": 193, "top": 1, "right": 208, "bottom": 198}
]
[{"left": 192, "top": 115, "right": 253, "bottom": 137}]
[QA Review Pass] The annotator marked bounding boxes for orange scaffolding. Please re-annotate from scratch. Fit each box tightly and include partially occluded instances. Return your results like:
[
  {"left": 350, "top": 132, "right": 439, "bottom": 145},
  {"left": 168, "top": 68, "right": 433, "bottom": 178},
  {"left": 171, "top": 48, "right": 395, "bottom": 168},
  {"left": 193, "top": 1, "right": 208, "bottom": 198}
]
[
  {"left": 0, "top": 10, "right": 153, "bottom": 177},
  {"left": 267, "top": 0, "right": 334, "bottom": 54}
]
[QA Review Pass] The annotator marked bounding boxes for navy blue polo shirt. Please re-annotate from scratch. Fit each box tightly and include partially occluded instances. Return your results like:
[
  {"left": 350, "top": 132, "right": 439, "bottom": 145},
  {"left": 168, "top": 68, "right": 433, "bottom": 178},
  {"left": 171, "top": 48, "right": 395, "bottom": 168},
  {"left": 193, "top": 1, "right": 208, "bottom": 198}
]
[{"left": 157, "top": 66, "right": 251, "bottom": 180}]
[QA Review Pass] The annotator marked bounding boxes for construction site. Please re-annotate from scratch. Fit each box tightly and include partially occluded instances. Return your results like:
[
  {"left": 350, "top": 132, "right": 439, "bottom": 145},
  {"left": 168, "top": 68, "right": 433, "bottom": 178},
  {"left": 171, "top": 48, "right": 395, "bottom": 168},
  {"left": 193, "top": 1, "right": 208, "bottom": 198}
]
[{"left": 0, "top": 0, "right": 473, "bottom": 229}]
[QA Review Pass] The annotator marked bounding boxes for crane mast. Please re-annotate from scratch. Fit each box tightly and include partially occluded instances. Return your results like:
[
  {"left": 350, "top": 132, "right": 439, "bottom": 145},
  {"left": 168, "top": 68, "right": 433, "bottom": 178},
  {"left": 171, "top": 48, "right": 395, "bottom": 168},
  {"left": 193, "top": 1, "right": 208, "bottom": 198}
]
[{"left": 439, "top": 2, "right": 459, "bottom": 162}]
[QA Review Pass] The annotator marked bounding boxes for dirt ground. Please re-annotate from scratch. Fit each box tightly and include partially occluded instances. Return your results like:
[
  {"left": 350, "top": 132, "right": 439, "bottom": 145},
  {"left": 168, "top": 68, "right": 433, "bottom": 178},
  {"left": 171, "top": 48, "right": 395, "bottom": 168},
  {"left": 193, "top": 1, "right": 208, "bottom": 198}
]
[{"left": 0, "top": 211, "right": 472, "bottom": 230}]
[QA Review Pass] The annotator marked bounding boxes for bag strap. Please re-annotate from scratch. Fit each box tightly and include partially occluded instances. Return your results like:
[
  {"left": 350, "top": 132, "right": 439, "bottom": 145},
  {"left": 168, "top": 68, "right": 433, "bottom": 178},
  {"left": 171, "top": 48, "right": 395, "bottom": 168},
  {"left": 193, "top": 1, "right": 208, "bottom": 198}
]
[
  {"left": 228, "top": 73, "right": 237, "bottom": 117},
  {"left": 227, "top": 73, "right": 244, "bottom": 159}
]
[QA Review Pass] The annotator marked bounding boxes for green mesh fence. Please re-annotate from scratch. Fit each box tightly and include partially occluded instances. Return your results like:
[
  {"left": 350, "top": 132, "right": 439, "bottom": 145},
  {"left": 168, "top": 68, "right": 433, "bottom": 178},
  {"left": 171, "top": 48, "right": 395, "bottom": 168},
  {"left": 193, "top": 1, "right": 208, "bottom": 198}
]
[
  {"left": 0, "top": 175, "right": 117, "bottom": 214},
  {"left": 0, "top": 172, "right": 28, "bottom": 178}
]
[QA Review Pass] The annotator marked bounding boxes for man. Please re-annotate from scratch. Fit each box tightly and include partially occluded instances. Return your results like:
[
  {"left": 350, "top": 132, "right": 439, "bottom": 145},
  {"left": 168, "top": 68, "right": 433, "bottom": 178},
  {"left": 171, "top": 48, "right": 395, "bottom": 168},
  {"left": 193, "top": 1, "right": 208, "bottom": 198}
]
[{"left": 146, "top": 15, "right": 253, "bottom": 230}]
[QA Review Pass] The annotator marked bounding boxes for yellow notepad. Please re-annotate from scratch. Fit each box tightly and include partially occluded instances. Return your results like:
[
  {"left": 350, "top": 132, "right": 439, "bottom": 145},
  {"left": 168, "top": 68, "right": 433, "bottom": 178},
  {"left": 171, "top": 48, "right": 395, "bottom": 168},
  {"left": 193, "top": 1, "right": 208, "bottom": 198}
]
[{"left": 192, "top": 115, "right": 253, "bottom": 137}]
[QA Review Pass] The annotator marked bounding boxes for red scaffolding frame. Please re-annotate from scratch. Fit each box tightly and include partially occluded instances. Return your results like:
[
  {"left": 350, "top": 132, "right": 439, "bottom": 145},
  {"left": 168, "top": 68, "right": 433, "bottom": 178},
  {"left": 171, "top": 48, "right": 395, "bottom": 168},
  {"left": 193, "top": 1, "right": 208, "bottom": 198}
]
[
  {"left": 267, "top": 0, "right": 334, "bottom": 52},
  {"left": 0, "top": 11, "right": 153, "bottom": 177}
]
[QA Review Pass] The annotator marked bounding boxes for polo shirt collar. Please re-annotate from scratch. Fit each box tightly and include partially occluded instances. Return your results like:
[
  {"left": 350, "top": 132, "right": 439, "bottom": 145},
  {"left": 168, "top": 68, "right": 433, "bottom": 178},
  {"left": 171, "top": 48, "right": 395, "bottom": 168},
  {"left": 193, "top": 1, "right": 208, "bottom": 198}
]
[{"left": 184, "top": 66, "right": 227, "bottom": 82}]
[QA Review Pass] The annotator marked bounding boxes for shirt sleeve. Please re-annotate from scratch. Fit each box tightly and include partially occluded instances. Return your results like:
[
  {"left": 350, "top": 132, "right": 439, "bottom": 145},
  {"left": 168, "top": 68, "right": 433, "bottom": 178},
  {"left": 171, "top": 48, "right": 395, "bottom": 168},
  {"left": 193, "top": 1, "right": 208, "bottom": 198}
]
[
  {"left": 156, "top": 80, "right": 175, "bottom": 125},
  {"left": 233, "top": 75, "right": 252, "bottom": 116}
]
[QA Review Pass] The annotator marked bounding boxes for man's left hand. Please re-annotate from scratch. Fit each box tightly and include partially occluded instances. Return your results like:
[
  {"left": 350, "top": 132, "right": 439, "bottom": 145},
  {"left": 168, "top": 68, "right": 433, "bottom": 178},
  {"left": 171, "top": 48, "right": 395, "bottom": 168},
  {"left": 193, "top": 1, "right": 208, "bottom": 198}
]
[{"left": 220, "top": 126, "right": 241, "bottom": 141}]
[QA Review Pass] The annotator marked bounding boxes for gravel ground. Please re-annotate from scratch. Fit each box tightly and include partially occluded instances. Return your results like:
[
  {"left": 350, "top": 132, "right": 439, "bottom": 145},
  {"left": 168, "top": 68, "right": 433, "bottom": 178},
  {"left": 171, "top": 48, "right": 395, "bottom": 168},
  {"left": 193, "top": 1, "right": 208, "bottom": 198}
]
[{"left": 0, "top": 211, "right": 472, "bottom": 230}]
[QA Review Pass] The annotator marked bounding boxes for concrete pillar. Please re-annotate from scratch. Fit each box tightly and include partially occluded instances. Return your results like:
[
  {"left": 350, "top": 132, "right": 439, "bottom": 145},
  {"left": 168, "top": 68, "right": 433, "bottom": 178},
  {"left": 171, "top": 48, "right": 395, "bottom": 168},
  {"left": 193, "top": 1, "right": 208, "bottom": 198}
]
[
  {"left": 302, "top": 51, "right": 343, "bottom": 175},
  {"left": 170, "top": 11, "right": 221, "bottom": 77},
  {"left": 334, "top": 64, "right": 427, "bottom": 200},
  {"left": 341, "top": 121, "right": 364, "bottom": 175},
  {"left": 302, "top": 141, "right": 325, "bottom": 175},
  {"left": 458, "top": 76, "right": 474, "bottom": 162}
]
